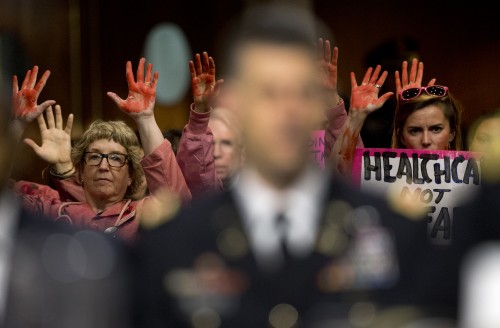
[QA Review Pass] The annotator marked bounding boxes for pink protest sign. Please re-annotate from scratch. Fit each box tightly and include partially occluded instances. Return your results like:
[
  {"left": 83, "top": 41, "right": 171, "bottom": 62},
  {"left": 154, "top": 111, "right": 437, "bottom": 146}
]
[
  {"left": 352, "top": 148, "right": 483, "bottom": 245},
  {"left": 310, "top": 130, "right": 325, "bottom": 169}
]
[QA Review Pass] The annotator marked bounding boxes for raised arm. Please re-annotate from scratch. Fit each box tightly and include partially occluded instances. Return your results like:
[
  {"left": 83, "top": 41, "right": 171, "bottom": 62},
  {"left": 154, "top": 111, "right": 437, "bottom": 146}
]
[
  {"left": 107, "top": 58, "right": 163, "bottom": 155},
  {"left": 9, "top": 70, "right": 81, "bottom": 210},
  {"left": 318, "top": 39, "right": 364, "bottom": 162},
  {"left": 176, "top": 52, "right": 224, "bottom": 196},
  {"left": 107, "top": 58, "right": 191, "bottom": 201},
  {"left": 190, "top": 51, "right": 224, "bottom": 114},
  {"left": 329, "top": 65, "right": 393, "bottom": 180}
]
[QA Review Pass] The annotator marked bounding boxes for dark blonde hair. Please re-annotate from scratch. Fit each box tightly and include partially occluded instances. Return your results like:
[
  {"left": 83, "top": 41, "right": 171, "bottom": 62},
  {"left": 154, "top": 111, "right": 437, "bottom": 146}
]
[
  {"left": 71, "top": 120, "right": 144, "bottom": 197},
  {"left": 210, "top": 107, "right": 243, "bottom": 150},
  {"left": 391, "top": 93, "right": 464, "bottom": 150}
]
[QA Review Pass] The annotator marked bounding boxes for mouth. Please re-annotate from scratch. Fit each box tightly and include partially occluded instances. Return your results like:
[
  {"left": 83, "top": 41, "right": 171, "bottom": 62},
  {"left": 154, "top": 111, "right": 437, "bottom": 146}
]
[
  {"left": 215, "top": 166, "right": 227, "bottom": 173},
  {"left": 95, "top": 177, "right": 112, "bottom": 182}
]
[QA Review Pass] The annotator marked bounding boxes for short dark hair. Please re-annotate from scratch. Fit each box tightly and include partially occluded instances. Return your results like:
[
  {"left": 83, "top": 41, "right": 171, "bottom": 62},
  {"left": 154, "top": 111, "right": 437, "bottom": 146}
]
[{"left": 220, "top": 2, "right": 318, "bottom": 77}]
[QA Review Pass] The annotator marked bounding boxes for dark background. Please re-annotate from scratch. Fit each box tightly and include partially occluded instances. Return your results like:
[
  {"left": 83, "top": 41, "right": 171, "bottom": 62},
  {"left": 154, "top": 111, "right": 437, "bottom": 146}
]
[{"left": 2, "top": 0, "right": 499, "bottom": 183}]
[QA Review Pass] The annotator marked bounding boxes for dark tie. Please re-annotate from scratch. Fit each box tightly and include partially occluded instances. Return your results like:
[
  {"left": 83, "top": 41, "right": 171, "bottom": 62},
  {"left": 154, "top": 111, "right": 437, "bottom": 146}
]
[{"left": 275, "top": 212, "right": 290, "bottom": 262}]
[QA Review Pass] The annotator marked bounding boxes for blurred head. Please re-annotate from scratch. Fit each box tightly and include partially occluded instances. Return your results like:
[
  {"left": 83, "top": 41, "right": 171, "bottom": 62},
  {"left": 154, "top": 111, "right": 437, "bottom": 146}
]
[
  {"left": 391, "top": 88, "right": 463, "bottom": 150},
  {"left": 468, "top": 109, "right": 500, "bottom": 183},
  {"left": 468, "top": 109, "right": 500, "bottom": 153},
  {"left": 220, "top": 2, "right": 324, "bottom": 187},
  {"left": 209, "top": 107, "right": 244, "bottom": 184},
  {"left": 72, "top": 120, "right": 145, "bottom": 202}
]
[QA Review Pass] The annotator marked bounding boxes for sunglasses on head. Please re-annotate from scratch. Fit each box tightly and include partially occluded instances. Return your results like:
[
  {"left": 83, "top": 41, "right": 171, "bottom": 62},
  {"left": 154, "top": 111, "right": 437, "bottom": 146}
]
[{"left": 399, "top": 85, "right": 449, "bottom": 101}]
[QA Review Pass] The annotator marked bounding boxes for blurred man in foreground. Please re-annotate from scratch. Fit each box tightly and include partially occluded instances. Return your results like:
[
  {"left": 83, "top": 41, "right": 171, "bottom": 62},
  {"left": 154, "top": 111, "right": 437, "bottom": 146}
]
[{"left": 134, "top": 3, "right": 436, "bottom": 327}]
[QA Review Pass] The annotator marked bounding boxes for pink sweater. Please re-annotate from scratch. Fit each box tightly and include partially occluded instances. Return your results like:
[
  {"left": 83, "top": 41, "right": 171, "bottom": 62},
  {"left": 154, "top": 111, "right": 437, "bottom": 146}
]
[
  {"left": 13, "top": 139, "right": 191, "bottom": 244},
  {"left": 175, "top": 100, "right": 364, "bottom": 197}
]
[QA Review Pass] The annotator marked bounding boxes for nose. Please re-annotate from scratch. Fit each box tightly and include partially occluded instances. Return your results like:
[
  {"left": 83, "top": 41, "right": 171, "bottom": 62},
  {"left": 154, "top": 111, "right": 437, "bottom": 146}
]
[
  {"left": 98, "top": 157, "right": 110, "bottom": 170},
  {"left": 422, "top": 131, "right": 432, "bottom": 147},
  {"left": 213, "top": 142, "right": 221, "bottom": 159}
]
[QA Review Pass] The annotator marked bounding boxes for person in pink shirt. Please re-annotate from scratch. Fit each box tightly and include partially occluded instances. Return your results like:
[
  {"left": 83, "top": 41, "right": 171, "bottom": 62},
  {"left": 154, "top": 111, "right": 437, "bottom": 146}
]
[
  {"left": 10, "top": 59, "right": 191, "bottom": 244},
  {"left": 330, "top": 58, "right": 464, "bottom": 180},
  {"left": 176, "top": 40, "right": 364, "bottom": 197},
  {"left": 176, "top": 51, "right": 228, "bottom": 196}
]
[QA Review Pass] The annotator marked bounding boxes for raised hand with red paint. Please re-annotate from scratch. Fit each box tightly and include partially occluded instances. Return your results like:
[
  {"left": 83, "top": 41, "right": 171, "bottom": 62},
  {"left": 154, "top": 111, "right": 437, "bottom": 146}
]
[
  {"left": 189, "top": 51, "right": 223, "bottom": 113},
  {"left": 107, "top": 58, "right": 163, "bottom": 156},
  {"left": 107, "top": 57, "right": 158, "bottom": 118},
  {"left": 317, "top": 38, "right": 340, "bottom": 108},
  {"left": 12, "top": 65, "right": 56, "bottom": 124},
  {"left": 349, "top": 65, "right": 393, "bottom": 118},
  {"left": 329, "top": 65, "right": 393, "bottom": 179}
]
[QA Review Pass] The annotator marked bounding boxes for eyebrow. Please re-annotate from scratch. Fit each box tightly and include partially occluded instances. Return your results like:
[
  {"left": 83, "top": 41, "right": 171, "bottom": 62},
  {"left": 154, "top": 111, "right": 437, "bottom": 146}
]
[{"left": 406, "top": 123, "right": 444, "bottom": 129}]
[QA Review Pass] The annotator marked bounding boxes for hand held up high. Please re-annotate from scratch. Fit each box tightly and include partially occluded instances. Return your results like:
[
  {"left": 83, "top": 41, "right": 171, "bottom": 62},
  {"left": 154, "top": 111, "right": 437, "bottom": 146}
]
[
  {"left": 12, "top": 65, "right": 56, "bottom": 125},
  {"left": 24, "top": 105, "right": 74, "bottom": 173},
  {"left": 107, "top": 57, "right": 158, "bottom": 118},
  {"left": 349, "top": 65, "right": 393, "bottom": 119},
  {"left": 189, "top": 51, "right": 224, "bottom": 113},
  {"left": 317, "top": 38, "right": 340, "bottom": 108},
  {"left": 107, "top": 58, "right": 164, "bottom": 155}
]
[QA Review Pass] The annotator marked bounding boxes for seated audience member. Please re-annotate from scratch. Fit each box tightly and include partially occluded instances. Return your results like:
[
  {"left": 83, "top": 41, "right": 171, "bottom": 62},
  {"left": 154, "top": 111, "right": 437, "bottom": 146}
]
[
  {"left": 467, "top": 108, "right": 500, "bottom": 153},
  {"left": 0, "top": 67, "right": 134, "bottom": 328},
  {"left": 11, "top": 60, "right": 191, "bottom": 244},
  {"left": 47, "top": 135, "right": 149, "bottom": 203},
  {"left": 331, "top": 58, "right": 464, "bottom": 179},
  {"left": 134, "top": 3, "right": 439, "bottom": 327},
  {"left": 209, "top": 106, "right": 244, "bottom": 189},
  {"left": 467, "top": 108, "right": 500, "bottom": 180},
  {"left": 176, "top": 51, "right": 226, "bottom": 196}
]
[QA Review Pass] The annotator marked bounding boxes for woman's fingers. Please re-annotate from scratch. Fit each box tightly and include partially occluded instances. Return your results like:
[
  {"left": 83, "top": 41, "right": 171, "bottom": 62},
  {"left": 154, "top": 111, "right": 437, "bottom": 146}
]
[
  {"left": 45, "top": 105, "right": 55, "bottom": 129},
  {"left": 65, "top": 113, "right": 74, "bottom": 135}
]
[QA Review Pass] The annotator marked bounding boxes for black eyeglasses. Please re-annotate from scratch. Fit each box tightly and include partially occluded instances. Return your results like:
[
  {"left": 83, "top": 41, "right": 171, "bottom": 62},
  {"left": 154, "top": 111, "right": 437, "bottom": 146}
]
[
  {"left": 83, "top": 152, "right": 128, "bottom": 167},
  {"left": 399, "top": 85, "right": 449, "bottom": 101}
]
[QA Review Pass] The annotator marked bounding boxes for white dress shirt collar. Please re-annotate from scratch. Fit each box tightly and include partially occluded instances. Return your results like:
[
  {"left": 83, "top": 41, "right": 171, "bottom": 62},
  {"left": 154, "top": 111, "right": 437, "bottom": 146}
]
[{"left": 234, "top": 164, "right": 330, "bottom": 270}]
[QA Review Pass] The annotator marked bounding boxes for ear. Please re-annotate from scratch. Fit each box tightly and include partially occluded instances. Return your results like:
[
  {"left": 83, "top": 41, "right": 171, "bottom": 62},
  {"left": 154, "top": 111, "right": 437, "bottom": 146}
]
[
  {"left": 76, "top": 168, "right": 84, "bottom": 185},
  {"left": 449, "top": 131, "right": 456, "bottom": 142}
]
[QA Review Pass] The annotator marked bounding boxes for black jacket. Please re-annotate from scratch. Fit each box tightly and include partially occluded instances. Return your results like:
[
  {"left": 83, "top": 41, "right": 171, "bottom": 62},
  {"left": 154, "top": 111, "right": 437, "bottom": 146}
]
[{"left": 134, "top": 175, "right": 448, "bottom": 327}]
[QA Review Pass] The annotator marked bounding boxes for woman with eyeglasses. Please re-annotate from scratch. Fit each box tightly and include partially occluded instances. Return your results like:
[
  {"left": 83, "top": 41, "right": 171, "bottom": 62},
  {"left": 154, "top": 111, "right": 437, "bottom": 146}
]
[
  {"left": 10, "top": 60, "right": 191, "bottom": 244},
  {"left": 330, "top": 58, "right": 464, "bottom": 179}
]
